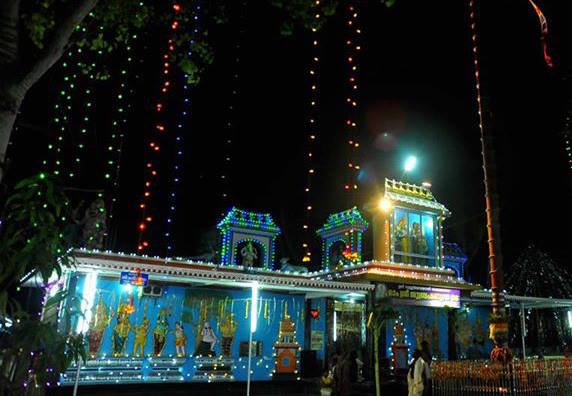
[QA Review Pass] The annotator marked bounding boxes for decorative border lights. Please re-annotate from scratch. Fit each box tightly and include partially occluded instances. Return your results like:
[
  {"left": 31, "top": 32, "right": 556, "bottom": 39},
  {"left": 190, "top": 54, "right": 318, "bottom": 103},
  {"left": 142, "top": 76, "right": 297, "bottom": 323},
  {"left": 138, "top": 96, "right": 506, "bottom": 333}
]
[{"left": 217, "top": 207, "right": 281, "bottom": 233}]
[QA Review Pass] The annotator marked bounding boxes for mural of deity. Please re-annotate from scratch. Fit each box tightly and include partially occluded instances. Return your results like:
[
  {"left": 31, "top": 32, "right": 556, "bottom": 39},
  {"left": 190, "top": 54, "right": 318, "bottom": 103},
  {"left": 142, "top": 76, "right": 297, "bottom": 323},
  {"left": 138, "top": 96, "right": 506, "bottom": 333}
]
[
  {"left": 175, "top": 321, "right": 187, "bottom": 357},
  {"left": 86, "top": 296, "right": 111, "bottom": 357},
  {"left": 220, "top": 313, "right": 237, "bottom": 357},
  {"left": 112, "top": 301, "right": 133, "bottom": 357},
  {"left": 395, "top": 217, "right": 409, "bottom": 262},
  {"left": 153, "top": 308, "right": 170, "bottom": 356},
  {"left": 195, "top": 321, "right": 217, "bottom": 357},
  {"left": 132, "top": 312, "right": 150, "bottom": 357},
  {"left": 411, "top": 222, "right": 428, "bottom": 256},
  {"left": 240, "top": 242, "right": 258, "bottom": 267}
]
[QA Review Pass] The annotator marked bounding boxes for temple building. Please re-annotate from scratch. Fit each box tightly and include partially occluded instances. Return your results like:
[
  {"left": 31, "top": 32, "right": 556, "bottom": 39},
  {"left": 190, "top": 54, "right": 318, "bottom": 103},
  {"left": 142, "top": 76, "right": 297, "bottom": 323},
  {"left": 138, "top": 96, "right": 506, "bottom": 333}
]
[{"left": 38, "top": 179, "right": 498, "bottom": 386}]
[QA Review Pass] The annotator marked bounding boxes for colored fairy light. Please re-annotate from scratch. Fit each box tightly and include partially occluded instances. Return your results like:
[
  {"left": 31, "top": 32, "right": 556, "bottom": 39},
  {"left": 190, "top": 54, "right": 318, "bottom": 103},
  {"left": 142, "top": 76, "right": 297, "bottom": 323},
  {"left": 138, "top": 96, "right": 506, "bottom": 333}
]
[
  {"left": 106, "top": 39, "right": 134, "bottom": 229},
  {"left": 301, "top": 0, "right": 322, "bottom": 265},
  {"left": 137, "top": 3, "right": 180, "bottom": 252},
  {"left": 219, "top": 0, "right": 246, "bottom": 213},
  {"left": 343, "top": 2, "right": 362, "bottom": 197},
  {"left": 164, "top": 0, "right": 202, "bottom": 254}
]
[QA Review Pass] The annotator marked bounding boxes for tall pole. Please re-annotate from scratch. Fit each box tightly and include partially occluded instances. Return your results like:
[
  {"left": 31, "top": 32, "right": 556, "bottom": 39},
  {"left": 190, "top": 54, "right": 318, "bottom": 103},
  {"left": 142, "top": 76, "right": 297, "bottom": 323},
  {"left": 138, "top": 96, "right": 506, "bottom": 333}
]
[
  {"left": 468, "top": 0, "right": 510, "bottom": 361},
  {"left": 246, "top": 282, "right": 258, "bottom": 396},
  {"left": 520, "top": 304, "right": 527, "bottom": 359}
]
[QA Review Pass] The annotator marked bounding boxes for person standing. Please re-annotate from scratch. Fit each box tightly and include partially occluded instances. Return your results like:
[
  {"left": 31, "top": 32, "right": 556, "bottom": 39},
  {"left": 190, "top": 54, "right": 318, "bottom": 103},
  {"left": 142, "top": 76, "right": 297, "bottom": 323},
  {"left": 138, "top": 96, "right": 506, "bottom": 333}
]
[
  {"left": 407, "top": 350, "right": 425, "bottom": 396},
  {"left": 420, "top": 341, "right": 432, "bottom": 396}
]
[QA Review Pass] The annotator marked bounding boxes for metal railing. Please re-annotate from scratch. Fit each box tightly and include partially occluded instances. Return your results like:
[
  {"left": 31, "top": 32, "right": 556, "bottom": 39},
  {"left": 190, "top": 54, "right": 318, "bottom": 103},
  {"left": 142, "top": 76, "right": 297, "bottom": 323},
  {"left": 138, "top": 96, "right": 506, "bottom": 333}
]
[{"left": 432, "top": 358, "right": 572, "bottom": 395}]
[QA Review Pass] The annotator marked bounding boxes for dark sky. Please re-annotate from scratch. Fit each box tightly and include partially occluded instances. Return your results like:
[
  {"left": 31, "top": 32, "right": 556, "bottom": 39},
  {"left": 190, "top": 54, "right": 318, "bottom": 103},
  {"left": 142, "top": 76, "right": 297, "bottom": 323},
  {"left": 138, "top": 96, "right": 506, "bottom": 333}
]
[{"left": 8, "top": 0, "right": 572, "bottom": 286}]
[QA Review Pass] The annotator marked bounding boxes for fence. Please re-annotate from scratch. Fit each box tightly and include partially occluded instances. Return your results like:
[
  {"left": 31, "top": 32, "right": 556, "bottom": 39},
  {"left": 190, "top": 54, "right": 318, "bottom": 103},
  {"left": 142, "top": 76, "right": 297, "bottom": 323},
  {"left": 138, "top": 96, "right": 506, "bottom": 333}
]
[{"left": 432, "top": 358, "right": 572, "bottom": 395}]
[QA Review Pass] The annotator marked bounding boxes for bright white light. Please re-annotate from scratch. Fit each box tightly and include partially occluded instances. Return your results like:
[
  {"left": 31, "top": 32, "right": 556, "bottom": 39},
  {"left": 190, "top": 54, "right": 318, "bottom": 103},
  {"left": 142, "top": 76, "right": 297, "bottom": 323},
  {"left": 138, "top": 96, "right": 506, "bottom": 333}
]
[
  {"left": 333, "top": 311, "right": 337, "bottom": 342},
  {"left": 122, "top": 283, "right": 133, "bottom": 294},
  {"left": 568, "top": 311, "right": 572, "bottom": 328},
  {"left": 250, "top": 282, "right": 259, "bottom": 333},
  {"left": 425, "top": 218, "right": 434, "bottom": 229},
  {"left": 404, "top": 156, "right": 417, "bottom": 172},
  {"left": 76, "top": 272, "right": 98, "bottom": 334},
  {"left": 378, "top": 197, "right": 392, "bottom": 212}
]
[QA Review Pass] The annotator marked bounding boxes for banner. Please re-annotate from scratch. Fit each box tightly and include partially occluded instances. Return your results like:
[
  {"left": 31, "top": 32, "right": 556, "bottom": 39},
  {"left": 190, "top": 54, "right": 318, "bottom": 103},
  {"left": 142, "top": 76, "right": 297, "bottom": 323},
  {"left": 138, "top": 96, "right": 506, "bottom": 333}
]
[{"left": 386, "top": 284, "right": 460, "bottom": 308}]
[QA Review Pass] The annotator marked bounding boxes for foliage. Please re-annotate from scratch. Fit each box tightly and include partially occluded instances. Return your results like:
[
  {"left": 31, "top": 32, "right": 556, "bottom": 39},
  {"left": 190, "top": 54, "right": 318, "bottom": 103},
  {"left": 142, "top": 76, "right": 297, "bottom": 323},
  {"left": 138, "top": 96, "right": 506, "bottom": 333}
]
[
  {"left": 368, "top": 303, "right": 399, "bottom": 331},
  {"left": 19, "top": 0, "right": 339, "bottom": 86},
  {"left": 0, "top": 175, "right": 85, "bottom": 395}
]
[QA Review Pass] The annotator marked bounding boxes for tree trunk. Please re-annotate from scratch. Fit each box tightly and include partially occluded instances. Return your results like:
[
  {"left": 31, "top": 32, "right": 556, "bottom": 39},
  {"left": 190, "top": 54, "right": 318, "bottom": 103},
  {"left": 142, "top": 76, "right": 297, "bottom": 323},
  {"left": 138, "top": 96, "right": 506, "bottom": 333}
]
[
  {"left": 0, "top": 97, "right": 20, "bottom": 182},
  {"left": 374, "top": 328, "right": 380, "bottom": 396}
]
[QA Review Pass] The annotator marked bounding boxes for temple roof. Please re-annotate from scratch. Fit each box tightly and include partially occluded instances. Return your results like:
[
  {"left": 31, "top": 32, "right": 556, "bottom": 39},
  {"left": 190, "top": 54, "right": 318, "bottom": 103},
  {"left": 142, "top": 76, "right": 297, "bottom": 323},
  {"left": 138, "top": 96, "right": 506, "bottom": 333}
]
[
  {"left": 385, "top": 179, "right": 451, "bottom": 216},
  {"left": 315, "top": 260, "right": 480, "bottom": 291},
  {"left": 316, "top": 207, "right": 368, "bottom": 236},
  {"left": 217, "top": 207, "right": 281, "bottom": 234}
]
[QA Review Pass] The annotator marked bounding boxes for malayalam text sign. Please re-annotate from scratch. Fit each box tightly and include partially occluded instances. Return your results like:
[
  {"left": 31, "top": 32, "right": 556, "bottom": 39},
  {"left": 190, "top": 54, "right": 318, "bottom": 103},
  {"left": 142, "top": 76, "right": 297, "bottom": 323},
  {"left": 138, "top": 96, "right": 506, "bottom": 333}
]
[{"left": 386, "top": 284, "right": 460, "bottom": 308}]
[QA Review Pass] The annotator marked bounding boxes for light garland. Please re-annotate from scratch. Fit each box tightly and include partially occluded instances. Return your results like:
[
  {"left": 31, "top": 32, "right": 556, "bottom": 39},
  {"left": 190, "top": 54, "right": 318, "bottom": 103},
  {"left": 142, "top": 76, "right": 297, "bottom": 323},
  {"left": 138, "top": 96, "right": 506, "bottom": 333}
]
[
  {"left": 343, "top": 1, "right": 361, "bottom": 196},
  {"left": 137, "top": 2, "right": 181, "bottom": 252},
  {"left": 219, "top": 0, "right": 246, "bottom": 214},
  {"left": 106, "top": 36, "right": 137, "bottom": 234},
  {"left": 164, "top": 1, "right": 202, "bottom": 255},
  {"left": 301, "top": 0, "right": 322, "bottom": 264},
  {"left": 44, "top": 50, "right": 78, "bottom": 177}
]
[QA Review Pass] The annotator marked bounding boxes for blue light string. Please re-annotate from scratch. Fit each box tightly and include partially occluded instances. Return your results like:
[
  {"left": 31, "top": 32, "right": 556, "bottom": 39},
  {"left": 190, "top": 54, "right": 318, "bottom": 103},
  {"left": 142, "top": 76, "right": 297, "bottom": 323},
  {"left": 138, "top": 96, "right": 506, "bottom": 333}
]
[{"left": 164, "top": 0, "right": 202, "bottom": 255}]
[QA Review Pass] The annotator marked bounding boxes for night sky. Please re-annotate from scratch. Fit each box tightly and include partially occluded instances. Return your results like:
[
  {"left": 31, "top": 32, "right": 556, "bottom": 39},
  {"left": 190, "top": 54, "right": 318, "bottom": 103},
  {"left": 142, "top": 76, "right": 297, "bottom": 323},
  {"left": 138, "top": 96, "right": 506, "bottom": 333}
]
[{"left": 7, "top": 0, "right": 572, "bottom": 286}]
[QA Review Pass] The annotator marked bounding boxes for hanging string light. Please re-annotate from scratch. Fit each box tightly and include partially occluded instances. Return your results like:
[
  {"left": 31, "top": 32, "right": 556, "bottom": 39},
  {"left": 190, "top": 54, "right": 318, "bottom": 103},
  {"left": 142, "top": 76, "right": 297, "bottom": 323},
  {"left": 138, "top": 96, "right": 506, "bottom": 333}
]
[
  {"left": 164, "top": 1, "right": 202, "bottom": 255},
  {"left": 106, "top": 36, "right": 137, "bottom": 244},
  {"left": 343, "top": 1, "right": 361, "bottom": 198},
  {"left": 137, "top": 2, "right": 180, "bottom": 252},
  {"left": 44, "top": 50, "right": 78, "bottom": 178},
  {"left": 301, "top": 0, "right": 322, "bottom": 264},
  {"left": 219, "top": 0, "right": 246, "bottom": 215}
]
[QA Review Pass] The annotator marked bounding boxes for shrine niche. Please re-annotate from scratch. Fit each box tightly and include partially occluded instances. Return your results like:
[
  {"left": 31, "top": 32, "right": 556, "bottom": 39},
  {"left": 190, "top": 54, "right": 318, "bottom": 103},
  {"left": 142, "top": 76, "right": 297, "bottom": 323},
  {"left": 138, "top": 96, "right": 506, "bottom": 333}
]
[
  {"left": 217, "top": 207, "right": 281, "bottom": 269},
  {"left": 317, "top": 207, "right": 368, "bottom": 270}
]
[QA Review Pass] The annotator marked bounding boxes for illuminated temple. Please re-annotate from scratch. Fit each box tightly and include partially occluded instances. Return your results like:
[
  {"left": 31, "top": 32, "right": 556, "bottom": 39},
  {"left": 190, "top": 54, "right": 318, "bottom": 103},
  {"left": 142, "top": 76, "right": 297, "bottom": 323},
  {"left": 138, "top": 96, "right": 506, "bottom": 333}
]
[{"left": 40, "top": 179, "right": 499, "bottom": 386}]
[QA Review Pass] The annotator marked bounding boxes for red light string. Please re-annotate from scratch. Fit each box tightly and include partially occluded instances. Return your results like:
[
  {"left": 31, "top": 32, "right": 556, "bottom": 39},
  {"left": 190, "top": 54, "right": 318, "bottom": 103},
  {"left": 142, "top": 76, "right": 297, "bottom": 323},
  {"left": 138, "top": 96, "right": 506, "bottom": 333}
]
[
  {"left": 343, "top": 1, "right": 361, "bottom": 199},
  {"left": 468, "top": 0, "right": 485, "bottom": 148},
  {"left": 301, "top": 0, "right": 322, "bottom": 264},
  {"left": 137, "top": 3, "right": 181, "bottom": 253},
  {"left": 219, "top": 0, "right": 246, "bottom": 215}
]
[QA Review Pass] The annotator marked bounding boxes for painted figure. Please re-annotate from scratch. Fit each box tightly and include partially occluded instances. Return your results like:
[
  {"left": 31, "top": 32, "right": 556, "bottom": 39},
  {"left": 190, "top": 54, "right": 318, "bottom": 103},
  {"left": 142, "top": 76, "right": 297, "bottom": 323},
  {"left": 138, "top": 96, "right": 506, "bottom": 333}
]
[
  {"left": 240, "top": 242, "right": 258, "bottom": 267},
  {"left": 112, "top": 301, "right": 133, "bottom": 357},
  {"left": 86, "top": 296, "right": 111, "bottom": 357},
  {"left": 175, "top": 321, "right": 187, "bottom": 357},
  {"left": 132, "top": 313, "right": 150, "bottom": 357},
  {"left": 153, "top": 308, "right": 170, "bottom": 356},
  {"left": 195, "top": 321, "right": 217, "bottom": 356},
  {"left": 411, "top": 222, "right": 428, "bottom": 256},
  {"left": 220, "top": 313, "right": 237, "bottom": 357},
  {"left": 395, "top": 217, "right": 409, "bottom": 262}
]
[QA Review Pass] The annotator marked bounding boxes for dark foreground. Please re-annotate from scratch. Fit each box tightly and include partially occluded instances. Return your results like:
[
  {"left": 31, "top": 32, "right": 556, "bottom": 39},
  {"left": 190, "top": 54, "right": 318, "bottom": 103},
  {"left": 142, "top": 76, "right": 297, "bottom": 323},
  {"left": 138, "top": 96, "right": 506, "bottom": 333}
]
[{"left": 47, "top": 379, "right": 407, "bottom": 396}]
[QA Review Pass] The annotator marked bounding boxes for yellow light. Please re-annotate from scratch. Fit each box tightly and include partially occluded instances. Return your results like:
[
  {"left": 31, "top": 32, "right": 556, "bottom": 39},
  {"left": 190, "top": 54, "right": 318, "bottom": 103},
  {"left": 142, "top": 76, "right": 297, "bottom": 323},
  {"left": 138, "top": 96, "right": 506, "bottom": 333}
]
[{"left": 378, "top": 197, "right": 392, "bottom": 212}]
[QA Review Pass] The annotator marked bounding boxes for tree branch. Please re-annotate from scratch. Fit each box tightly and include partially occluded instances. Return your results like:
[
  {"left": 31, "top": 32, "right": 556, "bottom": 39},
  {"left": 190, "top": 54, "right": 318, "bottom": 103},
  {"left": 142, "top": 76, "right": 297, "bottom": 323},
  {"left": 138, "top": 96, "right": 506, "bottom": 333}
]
[
  {"left": 16, "top": 0, "right": 97, "bottom": 95},
  {"left": 0, "top": 0, "right": 20, "bottom": 67}
]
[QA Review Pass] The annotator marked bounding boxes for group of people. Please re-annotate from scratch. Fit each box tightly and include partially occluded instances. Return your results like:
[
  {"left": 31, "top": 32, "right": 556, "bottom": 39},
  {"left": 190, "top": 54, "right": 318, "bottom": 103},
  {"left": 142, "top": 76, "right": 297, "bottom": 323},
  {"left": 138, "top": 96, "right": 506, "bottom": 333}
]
[
  {"left": 320, "top": 350, "right": 363, "bottom": 396},
  {"left": 407, "top": 340, "right": 433, "bottom": 396}
]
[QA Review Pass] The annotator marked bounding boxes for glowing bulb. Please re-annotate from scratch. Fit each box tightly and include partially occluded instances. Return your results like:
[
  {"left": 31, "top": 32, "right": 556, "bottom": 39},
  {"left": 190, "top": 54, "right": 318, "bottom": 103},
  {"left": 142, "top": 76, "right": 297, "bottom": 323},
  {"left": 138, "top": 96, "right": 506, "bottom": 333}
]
[
  {"left": 404, "top": 155, "right": 417, "bottom": 172},
  {"left": 378, "top": 198, "right": 392, "bottom": 212}
]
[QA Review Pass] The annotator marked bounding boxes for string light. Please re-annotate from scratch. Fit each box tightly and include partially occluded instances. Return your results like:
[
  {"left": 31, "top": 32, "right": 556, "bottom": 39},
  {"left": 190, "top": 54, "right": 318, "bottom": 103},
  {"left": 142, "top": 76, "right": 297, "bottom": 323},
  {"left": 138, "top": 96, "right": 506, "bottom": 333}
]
[
  {"left": 44, "top": 50, "right": 78, "bottom": 177},
  {"left": 106, "top": 37, "right": 137, "bottom": 234},
  {"left": 301, "top": 0, "right": 322, "bottom": 264},
  {"left": 164, "top": 1, "right": 202, "bottom": 254},
  {"left": 219, "top": 0, "right": 246, "bottom": 214},
  {"left": 343, "top": 2, "right": 361, "bottom": 197},
  {"left": 137, "top": 2, "right": 180, "bottom": 252}
]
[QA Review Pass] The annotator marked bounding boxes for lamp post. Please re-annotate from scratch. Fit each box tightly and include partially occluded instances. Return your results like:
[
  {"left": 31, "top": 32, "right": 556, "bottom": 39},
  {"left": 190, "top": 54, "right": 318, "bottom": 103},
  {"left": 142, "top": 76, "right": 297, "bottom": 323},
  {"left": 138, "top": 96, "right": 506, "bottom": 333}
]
[{"left": 246, "top": 282, "right": 259, "bottom": 396}]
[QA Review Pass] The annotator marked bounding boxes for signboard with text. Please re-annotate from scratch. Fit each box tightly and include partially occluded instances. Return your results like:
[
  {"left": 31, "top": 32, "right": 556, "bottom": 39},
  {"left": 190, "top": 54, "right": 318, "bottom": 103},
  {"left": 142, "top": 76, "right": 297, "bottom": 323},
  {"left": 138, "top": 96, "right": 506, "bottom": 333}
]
[
  {"left": 386, "top": 284, "right": 460, "bottom": 308},
  {"left": 120, "top": 271, "right": 149, "bottom": 287}
]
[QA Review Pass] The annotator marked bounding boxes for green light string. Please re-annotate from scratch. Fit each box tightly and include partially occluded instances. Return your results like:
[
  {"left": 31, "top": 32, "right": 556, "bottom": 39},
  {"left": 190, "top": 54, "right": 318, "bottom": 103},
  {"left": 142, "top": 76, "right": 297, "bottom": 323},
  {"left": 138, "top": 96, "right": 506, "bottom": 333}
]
[
  {"left": 44, "top": 50, "right": 78, "bottom": 178},
  {"left": 105, "top": 37, "right": 138, "bottom": 249}
]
